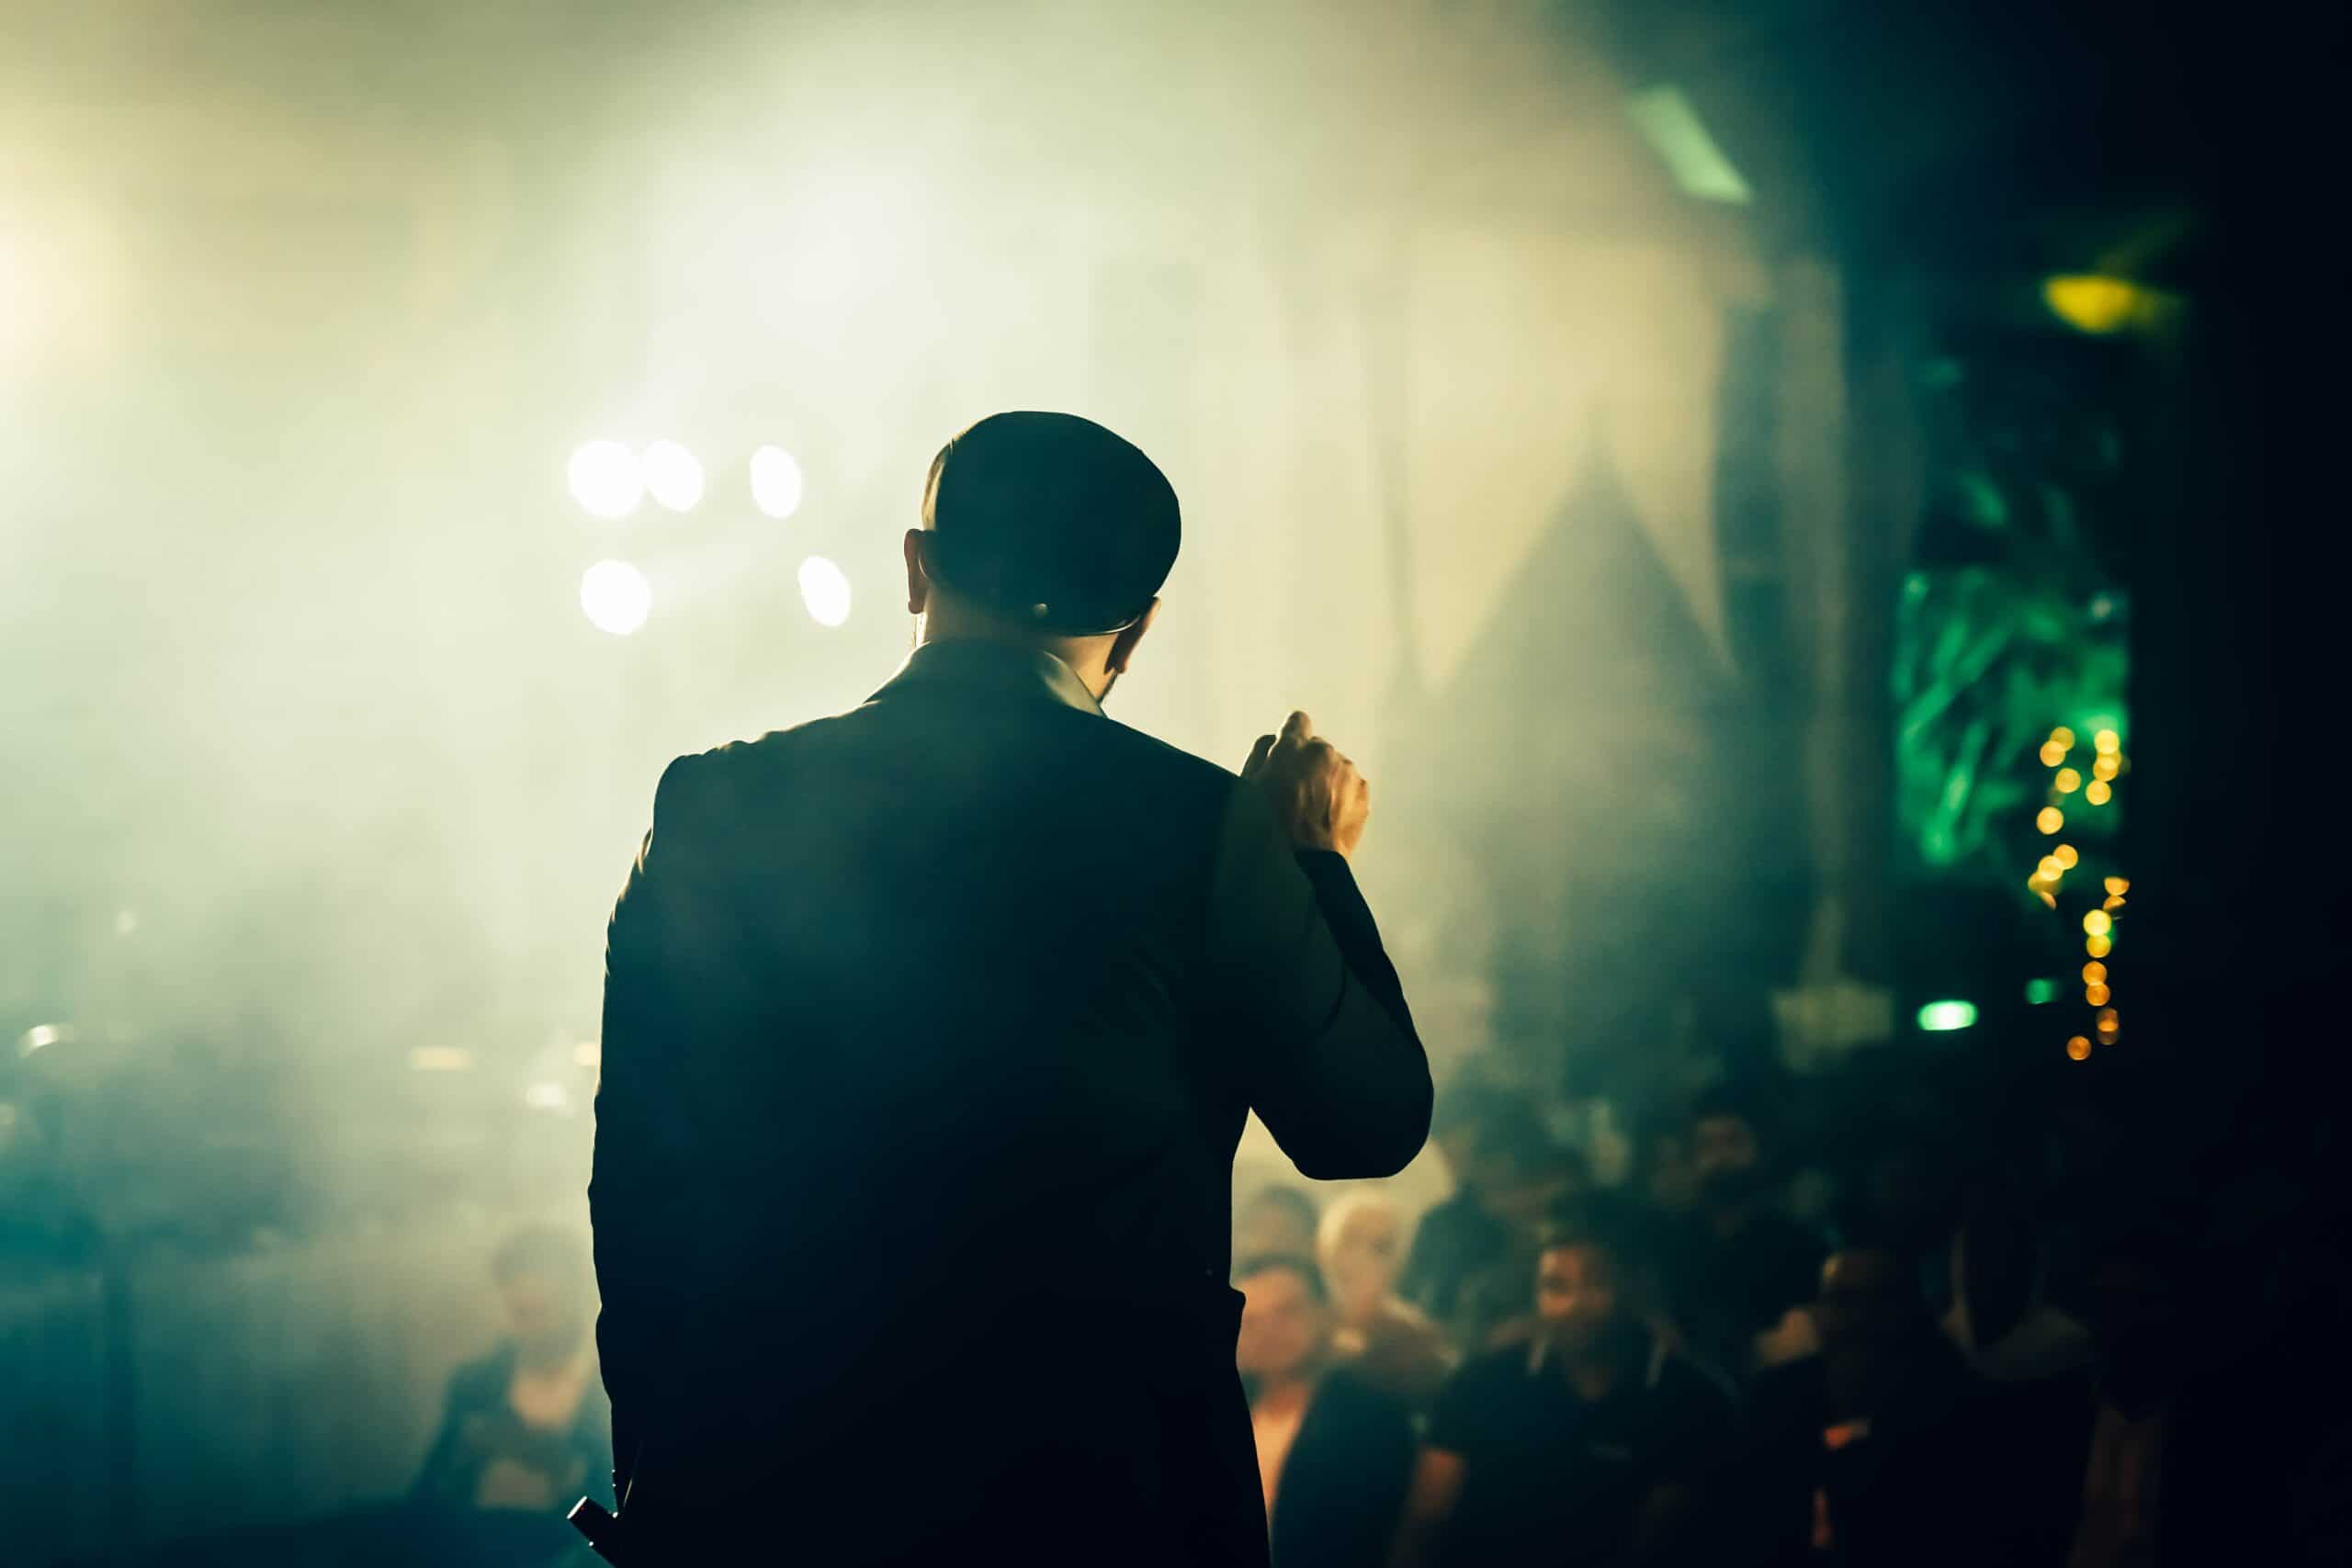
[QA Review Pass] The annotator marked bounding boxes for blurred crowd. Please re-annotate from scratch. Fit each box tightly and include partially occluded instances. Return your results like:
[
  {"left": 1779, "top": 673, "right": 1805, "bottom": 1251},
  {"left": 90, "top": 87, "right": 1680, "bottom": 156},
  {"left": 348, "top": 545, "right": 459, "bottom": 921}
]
[
  {"left": 1230, "top": 1080, "right": 2352, "bottom": 1568},
  {"left": 79, "top": 1076, "right": 2351, "bottom": 1568}
]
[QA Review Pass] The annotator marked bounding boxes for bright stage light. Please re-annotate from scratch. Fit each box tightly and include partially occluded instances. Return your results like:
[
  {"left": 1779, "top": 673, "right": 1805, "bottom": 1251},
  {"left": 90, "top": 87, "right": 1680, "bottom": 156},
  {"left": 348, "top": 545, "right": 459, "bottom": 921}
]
[
  {"left": 751, "top": 446, "right": 805, "bottom": 519},
  {"left": 799, "top": 556, "right": 852, "bottom": 627},
  {"left": 582, "top": 559, "right": 651, "bottom": 635},
  {"left": 569, "top": 441, "right": 644, "bottom": 519},
  {"left": 1916, "top": 999, "right": 1977, "bottom": 1032},
  {"left": 642, "top": 440, "right": 706, "bottom": 512}
]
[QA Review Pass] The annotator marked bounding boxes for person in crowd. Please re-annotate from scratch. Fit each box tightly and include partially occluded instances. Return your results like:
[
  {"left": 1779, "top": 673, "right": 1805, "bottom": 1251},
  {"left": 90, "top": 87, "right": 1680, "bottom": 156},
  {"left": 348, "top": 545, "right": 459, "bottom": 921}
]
[
  {"left": 2056, "top": 1223, "right": 2192, "bottom": 1568},
  {"left": 1396, "top": 1089, "right": 1513, "bottom": 1320},
  {"left": 1238, "top": 1184, "right": 1324, "bottom": 1265},
  {"left": 1638, "top": 1120, "right": 1702, "bottom": 1219},
  {"left": 1393, "top": 1196, "right": 1736, "bottom": 1568},
  {"left": 1315, "top": 1193, "right": 1452, "bottom": 1411},
  {"left": 413, "top": 1225, "right": 610, "bottom": 1517},
  {"left": 1234, "top": 1254, "right": 1418, "bottom": 1568},
  {"left": 1943, "top": 1179, "right": 2091, "bottom": 1386},
  {"left": 1422, "top": 1082, "right": 1514, "bottom": 1192},
  {"left": 1657, "top": 1086, "right": 1826, "bottom": 1376},
  {"left": 1401, "top": 1100, "right": 1589, "bottom": 1350},
  {"left": 1738, "top": 1244, "right": 2001, "bottom": 1567}
]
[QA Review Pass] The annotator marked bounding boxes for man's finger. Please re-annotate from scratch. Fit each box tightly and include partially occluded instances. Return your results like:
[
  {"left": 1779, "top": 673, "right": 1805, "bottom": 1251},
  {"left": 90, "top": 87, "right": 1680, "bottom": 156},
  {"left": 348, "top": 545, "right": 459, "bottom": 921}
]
[
  {"left": 1242, "top": 734, "right": 1277, "bottom": 778},
  {"left": 1281, "top": 710, "right": 1314, "bottom": 745}
]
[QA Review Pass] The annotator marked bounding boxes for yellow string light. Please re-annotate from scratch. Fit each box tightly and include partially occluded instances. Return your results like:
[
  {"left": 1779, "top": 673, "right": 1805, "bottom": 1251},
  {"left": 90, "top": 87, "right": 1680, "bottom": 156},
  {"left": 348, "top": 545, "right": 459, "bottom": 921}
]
[
  {"left": 2056, "top": 768, "right": 2083, "bottom": 794},
  {"left": 2104, "top": 876, "right": 2130, "bottom": 896},
  {"left": 2104, "top": 894, "right": 2127, "bottom": 912},
  {"left": 2086, "top": 982, "right": 2111, "bottom": 1006},
  {"left": 2054, "top": 843, "right": 2079, "bottom": 869},
  {"left": 2037, "top": 807, "right": 2064, "bottom": 835},
  {"left": 2082, "top": 961, "right": 2107, "bottom": 984},
  {"left": 2065, "top": 1036, "right": 2092, "bottom": 1060},
  {"left": 2038, "top": 855, "right": 2065, "bottom": 880},
  {"left": 2084, "top": 909, "right": 2112, "bottom": 937},
  {"left": 2086, "top": 780, "right": 2112, "bottom": 806},
  {"left": 2086, "top": 932, "right": 2112, "bottom": 958},
  {"left": 2095, "top": 729, "right": 2120, "bottom": 754},
  {"left": 2039, "top": 741, "right": 2067, "bottom": 767},
  {"left": 2050, "top": 727, "right": 2076, "bottom": 751},
  {"left": 2093, "top": 755, "right": 2120, "bottom": 781}
]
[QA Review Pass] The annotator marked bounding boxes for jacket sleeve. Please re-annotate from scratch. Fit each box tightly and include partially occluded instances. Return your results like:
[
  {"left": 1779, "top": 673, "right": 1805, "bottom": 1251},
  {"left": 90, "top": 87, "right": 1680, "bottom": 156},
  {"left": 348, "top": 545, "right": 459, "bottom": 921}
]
[
  {"left": 588, "top": 754, "right": 707, "bottom": 1497},
  {"left": 1202, "top": 776, "right": 1431, "bottom": 1179}
]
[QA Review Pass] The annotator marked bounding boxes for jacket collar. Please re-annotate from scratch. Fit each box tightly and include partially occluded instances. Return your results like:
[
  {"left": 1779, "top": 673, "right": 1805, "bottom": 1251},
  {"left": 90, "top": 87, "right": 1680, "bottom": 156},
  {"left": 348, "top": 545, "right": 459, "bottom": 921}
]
[{"left": 868, "top": 637, "right": 1105, "bottom": 716}]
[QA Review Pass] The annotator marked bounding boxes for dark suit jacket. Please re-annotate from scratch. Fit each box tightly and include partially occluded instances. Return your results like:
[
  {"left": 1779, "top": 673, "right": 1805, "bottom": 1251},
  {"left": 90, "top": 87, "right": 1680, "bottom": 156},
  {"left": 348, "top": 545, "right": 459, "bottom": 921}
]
[{"left": 590, "top": 639, "right": 1430, "bottom": 1566}]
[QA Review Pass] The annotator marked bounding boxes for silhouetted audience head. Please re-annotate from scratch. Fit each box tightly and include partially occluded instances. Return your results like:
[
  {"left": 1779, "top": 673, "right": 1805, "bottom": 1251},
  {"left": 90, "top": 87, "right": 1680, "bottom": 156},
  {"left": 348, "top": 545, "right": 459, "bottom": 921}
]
[
  {"left": 1430, "top": 1081, "right": 1515, "bottom": 1188},
  {"left": 1235, "top": 1254, "right": 1333, "bottom": 1389},
  {"left": 1814, "top": 1246, "right": 1926, "bottom": 1360},
  {"left": 489, "top": 1224, "right": 593, "bottom": 1360},
  {"left": 1237, "top": 1185, "right": 1321, "bottom": 1263},
  {"left": 1640, "top": 1122, "right": 1702, "bottom": 1215},
  {"left": 1688, "top": 1085, "right": 1777, "bottom": 1214},
  {"left": 1470, "top": 1104, "right": 1589, "bottom": 1234}
]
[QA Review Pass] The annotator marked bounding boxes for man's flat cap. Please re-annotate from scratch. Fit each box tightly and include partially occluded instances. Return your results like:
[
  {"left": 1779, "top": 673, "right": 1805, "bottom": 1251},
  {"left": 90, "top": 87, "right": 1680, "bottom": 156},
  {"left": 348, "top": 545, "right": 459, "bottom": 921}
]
[{"left": 921, "top": 412, "right": 1180, "bottom": 636}]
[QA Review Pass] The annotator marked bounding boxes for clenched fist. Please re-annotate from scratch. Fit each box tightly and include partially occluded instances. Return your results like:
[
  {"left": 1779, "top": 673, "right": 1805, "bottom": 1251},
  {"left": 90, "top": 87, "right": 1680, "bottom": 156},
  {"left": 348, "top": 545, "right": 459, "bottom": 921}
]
[{"left": 1242, "top": 711, "right": 1371, "bottom": 859}]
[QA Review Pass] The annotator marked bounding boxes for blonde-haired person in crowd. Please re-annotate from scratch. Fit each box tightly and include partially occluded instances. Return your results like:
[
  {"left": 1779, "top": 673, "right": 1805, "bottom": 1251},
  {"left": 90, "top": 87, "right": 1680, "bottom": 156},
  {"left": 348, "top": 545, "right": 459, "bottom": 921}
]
[{"left": 1316, "top": 1193, "right": 1454, "bottom": 1412}]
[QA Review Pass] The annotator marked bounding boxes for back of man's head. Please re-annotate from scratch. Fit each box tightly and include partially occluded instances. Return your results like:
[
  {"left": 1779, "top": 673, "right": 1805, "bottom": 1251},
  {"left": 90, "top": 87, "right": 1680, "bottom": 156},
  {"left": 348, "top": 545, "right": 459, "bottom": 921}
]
[{"left": 918, "top": 412, "right": 1180, "bottom": 637}]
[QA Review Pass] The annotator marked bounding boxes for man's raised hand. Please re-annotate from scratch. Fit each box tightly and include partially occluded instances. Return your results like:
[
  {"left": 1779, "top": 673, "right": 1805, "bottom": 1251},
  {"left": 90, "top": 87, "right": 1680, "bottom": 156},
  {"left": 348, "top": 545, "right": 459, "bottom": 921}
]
[{"left": 1242, "top": 711, "right": 1371, "bottom": 859}]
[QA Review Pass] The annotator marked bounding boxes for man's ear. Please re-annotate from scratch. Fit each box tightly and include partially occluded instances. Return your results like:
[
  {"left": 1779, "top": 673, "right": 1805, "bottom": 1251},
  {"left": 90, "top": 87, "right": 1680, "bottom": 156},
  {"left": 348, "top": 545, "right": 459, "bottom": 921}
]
[
  {"left": 1106, "top": 597, "right": 1160, "bottom": 675},
  {"left": 903, "top": 529, "right": 931, "bottom": 615}
]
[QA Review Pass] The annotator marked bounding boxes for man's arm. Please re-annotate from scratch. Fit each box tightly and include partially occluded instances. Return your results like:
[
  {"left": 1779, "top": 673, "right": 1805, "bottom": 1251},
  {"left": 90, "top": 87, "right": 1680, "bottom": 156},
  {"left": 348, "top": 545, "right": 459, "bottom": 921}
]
[{"left": 1204, "top": 712, "right": 1430, "bottom": 1179}]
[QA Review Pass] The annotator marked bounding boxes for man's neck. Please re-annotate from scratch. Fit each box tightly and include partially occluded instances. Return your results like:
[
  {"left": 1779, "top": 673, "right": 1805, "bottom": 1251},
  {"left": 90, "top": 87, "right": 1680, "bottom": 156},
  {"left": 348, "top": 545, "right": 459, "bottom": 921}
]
[{"left": 917, "top": 618, "right": 1112, "bottom": 698}]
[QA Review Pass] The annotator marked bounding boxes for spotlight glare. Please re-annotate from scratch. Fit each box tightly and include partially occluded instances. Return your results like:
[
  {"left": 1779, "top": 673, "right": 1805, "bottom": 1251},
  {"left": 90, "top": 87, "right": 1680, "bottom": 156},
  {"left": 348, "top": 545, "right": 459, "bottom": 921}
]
[
  {"left": 799, "top": 555, "right": 852, "bottom": 627},
  {"left": 641, "top": 440, "right": 706, "bottom": 512},
  {"left": 568, "top": 441, "right": 644, "bottom": 519},
  {"left": 752, "top": 446, "right": 806, "bottom": 519},
  {"left": 582, "top": 559, "right": 652, "bottom": 636}
]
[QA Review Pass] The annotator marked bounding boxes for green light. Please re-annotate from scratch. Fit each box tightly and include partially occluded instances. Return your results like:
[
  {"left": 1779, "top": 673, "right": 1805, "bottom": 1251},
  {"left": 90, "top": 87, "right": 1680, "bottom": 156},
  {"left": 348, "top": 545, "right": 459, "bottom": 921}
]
[
  {"left": 1624, "top": 86, "right": 1753, "bottom": 204},
  {"left": 1917, "top": 999, "right": 1979, "bottom": 1032},
  {"left": 2024, "top": 978, "right": 2062, "bottom": 1005}
]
